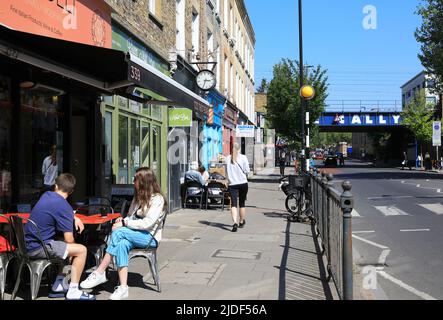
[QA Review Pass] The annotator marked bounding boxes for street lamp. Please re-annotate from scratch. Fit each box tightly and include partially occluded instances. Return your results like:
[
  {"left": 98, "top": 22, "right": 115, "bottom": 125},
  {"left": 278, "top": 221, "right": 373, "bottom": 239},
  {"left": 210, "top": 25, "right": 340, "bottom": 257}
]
[{"left": 298, "top": 0, "right": 315, "bottom": 173}]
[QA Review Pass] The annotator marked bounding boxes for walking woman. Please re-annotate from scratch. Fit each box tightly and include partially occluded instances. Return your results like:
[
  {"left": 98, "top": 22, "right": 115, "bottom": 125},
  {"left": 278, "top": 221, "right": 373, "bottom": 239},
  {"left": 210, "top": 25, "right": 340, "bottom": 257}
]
[
  {"left": 80, "top": 167, "right": 166, "bottom": 300},
  {"left": 226, "top": 143, "right": 250, "bottom": 232}
]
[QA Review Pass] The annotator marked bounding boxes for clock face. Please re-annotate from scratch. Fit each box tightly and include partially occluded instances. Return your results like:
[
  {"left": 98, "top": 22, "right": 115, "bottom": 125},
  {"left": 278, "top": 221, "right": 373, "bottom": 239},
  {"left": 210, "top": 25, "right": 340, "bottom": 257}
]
[{"left": 196, "top": 70, "right": 216, "bottom": 91}]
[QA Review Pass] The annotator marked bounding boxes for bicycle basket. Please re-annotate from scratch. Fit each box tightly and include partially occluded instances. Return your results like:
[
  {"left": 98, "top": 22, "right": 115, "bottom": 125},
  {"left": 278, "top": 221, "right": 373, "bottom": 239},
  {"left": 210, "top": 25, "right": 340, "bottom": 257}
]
[
  {"left": 281, "top": 184, "right": 297, "bottom": 196},
  {"left": 289, "top": 175, "right": 310, "bottom": 189}
]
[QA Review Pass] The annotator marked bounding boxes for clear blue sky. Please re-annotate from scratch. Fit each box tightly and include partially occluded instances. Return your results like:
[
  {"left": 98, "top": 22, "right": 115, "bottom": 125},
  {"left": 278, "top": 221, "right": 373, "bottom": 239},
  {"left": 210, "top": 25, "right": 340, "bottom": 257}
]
[{"left": 244, "top": 0, "right": 424, "bottom": 104}]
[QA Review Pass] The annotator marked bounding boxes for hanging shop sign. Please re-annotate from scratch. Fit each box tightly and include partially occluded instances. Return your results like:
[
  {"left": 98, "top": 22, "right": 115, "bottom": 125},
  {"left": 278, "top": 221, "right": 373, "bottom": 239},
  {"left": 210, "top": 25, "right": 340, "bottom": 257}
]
[{"left": 169, "top": 108, "right": 193, "bottom": 127}]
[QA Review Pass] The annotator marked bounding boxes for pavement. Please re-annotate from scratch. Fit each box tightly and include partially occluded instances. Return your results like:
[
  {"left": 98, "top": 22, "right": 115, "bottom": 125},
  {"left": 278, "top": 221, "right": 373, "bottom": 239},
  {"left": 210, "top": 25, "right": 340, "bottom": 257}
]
[{"left": 4, "top": 166, "right": 355, "bottom": 301}]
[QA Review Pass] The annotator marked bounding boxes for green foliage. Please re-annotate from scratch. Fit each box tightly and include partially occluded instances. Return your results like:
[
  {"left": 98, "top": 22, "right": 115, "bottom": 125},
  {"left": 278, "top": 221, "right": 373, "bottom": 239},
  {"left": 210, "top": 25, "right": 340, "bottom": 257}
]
[
  {"left": 401, "top": 89, "right": 434, "bottom": 143},
  {"left": 257, "top": 78, "right": 269, "bottom": 93},
  {"left": 266, "top": 59, "right": 328, "bottom": 146},
  {"left": 415, "top": 0, "right": 443, "bottom": 92},
  {"left": 311, "top": 132, "right": 352, "bottom": 149}
]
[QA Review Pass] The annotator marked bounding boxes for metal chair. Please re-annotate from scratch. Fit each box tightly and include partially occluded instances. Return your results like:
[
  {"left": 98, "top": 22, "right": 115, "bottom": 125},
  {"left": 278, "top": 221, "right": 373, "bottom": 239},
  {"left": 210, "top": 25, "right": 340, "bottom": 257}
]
[
  {"left": 127, "top": 211, "right": 167, "bottom": 292},
  {"left": 0, "top": 214, "right": 15, "bottom": 300},
  {"left": 205, "top": 181, "right": 228, "bottom": 211},
  {"left": 183, "top": 181, "right": 205, "bottom": 210},
  {"left": 9, "top": 215, "right": 64, "bottom": 300}
]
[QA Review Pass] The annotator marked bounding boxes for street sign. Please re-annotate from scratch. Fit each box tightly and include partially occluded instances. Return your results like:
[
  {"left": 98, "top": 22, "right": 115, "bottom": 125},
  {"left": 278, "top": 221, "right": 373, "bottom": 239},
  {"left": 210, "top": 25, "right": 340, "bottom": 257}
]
[
  {"left": 433, "top": 121, "right": 441, "bottom": 147},
  {"left": 236, "top": 125, "right": 255, "bottom": 138}
]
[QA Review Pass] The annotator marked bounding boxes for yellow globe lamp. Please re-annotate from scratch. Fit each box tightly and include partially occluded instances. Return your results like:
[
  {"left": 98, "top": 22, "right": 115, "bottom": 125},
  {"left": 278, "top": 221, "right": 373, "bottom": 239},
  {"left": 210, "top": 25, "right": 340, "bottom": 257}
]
[{"left": 300, "top": 85, "right": 315, "bottom": 100}]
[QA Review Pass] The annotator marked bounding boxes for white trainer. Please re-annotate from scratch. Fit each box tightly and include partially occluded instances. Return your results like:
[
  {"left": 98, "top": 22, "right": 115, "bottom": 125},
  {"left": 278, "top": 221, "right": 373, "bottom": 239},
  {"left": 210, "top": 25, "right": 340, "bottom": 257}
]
[
  {"left": 80, "top": 271, "right": 107, "bottom": 289},
  {"left": 109, "top": 286, "right": 129, "bottom": 300}
]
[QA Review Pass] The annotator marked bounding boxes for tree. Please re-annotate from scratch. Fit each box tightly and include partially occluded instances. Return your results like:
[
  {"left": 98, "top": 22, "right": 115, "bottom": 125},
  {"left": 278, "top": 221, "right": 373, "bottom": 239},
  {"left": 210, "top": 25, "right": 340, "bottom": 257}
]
[
  {"left": 415, "top": 0, "right": 443, "bottom": 93},
  {"left": 266, "top": 59, "right": 328, "bottom": 149},
  {"left": 401, "top": 89, "right": 434, "bottom": 155},
  {"left": 257, "top": 78, "right": 269, "bottom": 93}
]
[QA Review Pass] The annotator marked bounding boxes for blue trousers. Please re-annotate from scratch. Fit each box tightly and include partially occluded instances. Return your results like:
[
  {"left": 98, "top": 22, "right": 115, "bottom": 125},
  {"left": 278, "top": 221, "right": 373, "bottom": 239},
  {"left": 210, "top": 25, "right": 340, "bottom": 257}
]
[{"left": 106, "top": 227, "right": 157, "bottom": 268}]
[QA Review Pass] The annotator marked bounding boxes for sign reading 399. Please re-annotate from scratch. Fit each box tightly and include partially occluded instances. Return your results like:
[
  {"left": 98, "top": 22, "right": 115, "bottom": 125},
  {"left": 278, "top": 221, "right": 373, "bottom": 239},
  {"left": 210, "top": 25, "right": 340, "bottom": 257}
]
[{"left": 130, "top": 65, "right": 141, "bottom": 82}]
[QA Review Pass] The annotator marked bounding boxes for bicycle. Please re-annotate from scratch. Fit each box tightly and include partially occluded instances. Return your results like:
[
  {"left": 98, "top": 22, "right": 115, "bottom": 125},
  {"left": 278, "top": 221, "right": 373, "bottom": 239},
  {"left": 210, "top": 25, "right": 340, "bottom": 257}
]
[{"left": 280, "top": 175, "right": 315, "bottom": 223}]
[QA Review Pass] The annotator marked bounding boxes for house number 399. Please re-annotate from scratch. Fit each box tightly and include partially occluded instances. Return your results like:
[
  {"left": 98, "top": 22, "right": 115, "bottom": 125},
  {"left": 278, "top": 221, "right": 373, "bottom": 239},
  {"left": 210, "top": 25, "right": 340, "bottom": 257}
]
[{"left": 130, "top": 66, "right": 141, "bottom": 82}]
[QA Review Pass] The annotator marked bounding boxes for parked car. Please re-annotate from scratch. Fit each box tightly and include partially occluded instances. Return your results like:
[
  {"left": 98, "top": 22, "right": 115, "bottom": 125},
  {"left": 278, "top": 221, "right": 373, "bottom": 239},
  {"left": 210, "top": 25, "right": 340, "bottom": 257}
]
[
  {"left": 314, "top": 152, "right": 324, "bottom": 160},
  {"left": 324, "top": 154, "right": 338, "bottom": 167}
]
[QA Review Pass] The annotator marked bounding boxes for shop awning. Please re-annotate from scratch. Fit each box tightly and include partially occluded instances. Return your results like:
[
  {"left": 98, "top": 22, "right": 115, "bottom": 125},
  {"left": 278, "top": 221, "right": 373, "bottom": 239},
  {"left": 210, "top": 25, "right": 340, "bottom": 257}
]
[{"left": 0, "top": 25, "right": 209, "bottom": 110}]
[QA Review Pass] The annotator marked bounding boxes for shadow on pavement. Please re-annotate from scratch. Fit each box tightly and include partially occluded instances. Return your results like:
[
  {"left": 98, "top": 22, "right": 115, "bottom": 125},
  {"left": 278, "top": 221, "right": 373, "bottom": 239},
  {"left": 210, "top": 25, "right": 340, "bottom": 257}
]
[
  {"left": 198, "top": 220, "right": 231, "bottom": 231},
  {"left": 278, "top": 220, "right": 334, "bottom": 300}
]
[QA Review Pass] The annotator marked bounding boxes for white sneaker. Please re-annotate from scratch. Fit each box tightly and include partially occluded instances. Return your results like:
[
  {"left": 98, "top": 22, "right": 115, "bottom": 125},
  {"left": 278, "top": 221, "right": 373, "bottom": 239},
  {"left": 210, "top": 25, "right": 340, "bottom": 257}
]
[
  {"left": 80, "top": 271, "right": 107, "bottom": 289},
  {"left": 109, "top": 286, "right": 129, "bottom": 300}
]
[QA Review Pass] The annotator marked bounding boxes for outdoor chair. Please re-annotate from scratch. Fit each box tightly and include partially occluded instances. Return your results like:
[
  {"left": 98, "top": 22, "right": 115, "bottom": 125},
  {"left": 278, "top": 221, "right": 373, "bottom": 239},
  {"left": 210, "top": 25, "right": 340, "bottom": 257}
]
[
  {"left": 9, "top": 215, "right": 64, "bottom": 300},
  {"left": 183, "top": 181, "right": 205, "bottom": 210},
  {"left": 205, "top": 181, "right": 228, "bottom": 211},
  {"left": 0, "top": 214, "right": 15, "bottom": 300},
  {"left": 111, "top": 211, "right": 167, "bottom": 292}
]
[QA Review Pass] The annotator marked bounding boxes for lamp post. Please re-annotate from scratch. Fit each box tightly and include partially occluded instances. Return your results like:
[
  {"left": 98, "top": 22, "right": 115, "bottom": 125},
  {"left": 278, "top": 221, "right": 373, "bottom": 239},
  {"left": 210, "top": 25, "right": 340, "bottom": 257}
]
[{"left": 298, "top": 0, "right": 306, "bottom": 173}]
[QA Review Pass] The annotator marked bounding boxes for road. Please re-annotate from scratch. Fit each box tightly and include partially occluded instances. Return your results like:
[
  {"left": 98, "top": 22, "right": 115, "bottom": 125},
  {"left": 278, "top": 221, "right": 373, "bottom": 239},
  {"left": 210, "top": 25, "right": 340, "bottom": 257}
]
[{"left": 322, "top": 159, "right": 443, "bottom": 300}]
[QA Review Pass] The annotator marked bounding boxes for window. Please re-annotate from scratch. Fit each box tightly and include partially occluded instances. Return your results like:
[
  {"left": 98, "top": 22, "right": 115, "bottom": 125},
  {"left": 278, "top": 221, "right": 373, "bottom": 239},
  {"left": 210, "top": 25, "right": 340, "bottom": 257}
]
[
  {"left": 118, "top": 116, "right": 129, "bottom": 184},
  {"left": 192, "top": 10, "right": 200, "bottom": 56},
  {"left": 207, "top": 29, "right": 214, "bottom": 62},
  {"left": 19, "top": 84, "right": 64, "bottom": 205},
  {"left": 148, "top": 0, "right": 156, "bottom": 14},
  {"left": 129, "top": 119, "right": 140, "bottom": 179},
  {"left": 176, "top": 0, "right": 185, "bottom": 54},
  {"left": 0, "top": 76, "right": 11, "bottom": 212},
  {"left": 104, "top": 111, "right": 113, "bottom": 188},
  {"left": 224, "top": 55, "right": 229, "bottom": 93},
  {"left": 223, "top": 0, "right": 229, "bottom": 29}
]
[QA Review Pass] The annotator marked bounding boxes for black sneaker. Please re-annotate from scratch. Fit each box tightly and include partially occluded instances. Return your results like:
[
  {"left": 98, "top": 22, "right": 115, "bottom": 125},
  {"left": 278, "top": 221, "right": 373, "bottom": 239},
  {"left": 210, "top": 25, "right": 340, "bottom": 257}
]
[
  {"left": 231, "top": 224, "right": 238, "bottom": 232},
  {"left": 239, "top": 220, "right": 246, "bottom": 228}
]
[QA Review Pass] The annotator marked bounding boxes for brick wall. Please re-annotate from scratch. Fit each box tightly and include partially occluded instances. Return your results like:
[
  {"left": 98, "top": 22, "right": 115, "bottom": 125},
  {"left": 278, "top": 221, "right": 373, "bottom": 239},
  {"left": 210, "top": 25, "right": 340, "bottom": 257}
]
[{"left": 104, "top": 0, "right": 175, "bottom": 63}]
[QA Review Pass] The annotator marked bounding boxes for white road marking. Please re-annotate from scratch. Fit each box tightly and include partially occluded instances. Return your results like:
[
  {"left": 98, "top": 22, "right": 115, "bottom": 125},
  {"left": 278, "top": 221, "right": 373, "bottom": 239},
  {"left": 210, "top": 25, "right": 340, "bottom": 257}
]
[
  {"left": 418, "top": 203, "right": 443, "bottom": 215},
  {"left": 367, "top": 196, "right": 412, "bottom": 200},
  {"left": 352, "top": 234, "right": 389, "bottom": 249},
  {"left": 352, "top": 231, "right": 375, "bottom": 234},
  {"left": 351, "top": 209, "right": 361, "bottom": 217},
  {"left": 377, "top": 271, "right": 437, "bottom": 300},
  {"left": 378, "top": 249, "right": 391, "bottom": 265},
  {"left": 374, "top": 205, "right": 410, "bottom": 216},
  {"left": 400, "top": 229, "right": 430, "bottom": 232}
]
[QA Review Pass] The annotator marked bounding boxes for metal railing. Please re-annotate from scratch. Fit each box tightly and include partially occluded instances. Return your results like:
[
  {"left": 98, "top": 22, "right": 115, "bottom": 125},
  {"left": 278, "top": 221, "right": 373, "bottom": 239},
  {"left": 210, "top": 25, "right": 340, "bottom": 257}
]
[
  {"left": 310, "top": 169, "right": 354, "bottom": 300},
  {"left": 325, "top": 100, "right": 402, "bottom": 113}
]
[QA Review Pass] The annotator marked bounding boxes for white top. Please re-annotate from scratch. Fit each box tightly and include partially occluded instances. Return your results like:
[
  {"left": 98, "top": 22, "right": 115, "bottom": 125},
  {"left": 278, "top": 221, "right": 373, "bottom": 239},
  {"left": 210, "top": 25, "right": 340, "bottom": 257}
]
[
  {"left": 124, "top": 194, "right": 165, "bottom": 243},
  {"left": 42, "top": 156, "right": 58, "bottom": 186},
  {"left": 226, "top": 154, "right": 250, "bottom": 186}
]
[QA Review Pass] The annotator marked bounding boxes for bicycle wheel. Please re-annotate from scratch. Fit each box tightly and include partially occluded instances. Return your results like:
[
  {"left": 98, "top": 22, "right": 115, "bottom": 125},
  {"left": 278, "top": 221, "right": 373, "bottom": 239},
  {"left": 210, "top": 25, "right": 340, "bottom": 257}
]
[{"left": 285, "top": 192, "right": 300, "bottom": 214}]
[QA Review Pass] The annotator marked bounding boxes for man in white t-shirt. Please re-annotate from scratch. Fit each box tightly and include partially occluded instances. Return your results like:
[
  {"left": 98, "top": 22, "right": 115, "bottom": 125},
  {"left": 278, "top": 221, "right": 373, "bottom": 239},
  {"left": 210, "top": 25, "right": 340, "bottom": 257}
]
[{"left": 42, "top": 145, "right": 58, "bottom": 192}]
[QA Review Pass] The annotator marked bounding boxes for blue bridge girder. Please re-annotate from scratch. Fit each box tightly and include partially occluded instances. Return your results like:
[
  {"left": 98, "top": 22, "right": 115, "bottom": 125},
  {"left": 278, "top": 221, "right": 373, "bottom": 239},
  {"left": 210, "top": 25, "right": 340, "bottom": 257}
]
[{"left": 317, "top": 111, "right": 404, "bottom": 132}]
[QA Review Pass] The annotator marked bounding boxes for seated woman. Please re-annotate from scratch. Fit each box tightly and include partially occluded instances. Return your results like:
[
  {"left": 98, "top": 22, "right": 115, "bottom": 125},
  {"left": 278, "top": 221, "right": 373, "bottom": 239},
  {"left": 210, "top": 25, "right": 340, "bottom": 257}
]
[{"left": 80, "top": 167, "right": 166, "bottom": 300}]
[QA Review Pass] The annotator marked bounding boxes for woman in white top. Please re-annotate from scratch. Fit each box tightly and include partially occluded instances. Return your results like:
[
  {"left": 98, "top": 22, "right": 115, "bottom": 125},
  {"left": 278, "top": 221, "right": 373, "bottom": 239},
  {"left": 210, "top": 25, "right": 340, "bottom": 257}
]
[
  {"left": 226, "top": 143, "right": 250, "bottom": 232},
  {"left": 80, "top": 167, "right": 166, "bottom": 300}
]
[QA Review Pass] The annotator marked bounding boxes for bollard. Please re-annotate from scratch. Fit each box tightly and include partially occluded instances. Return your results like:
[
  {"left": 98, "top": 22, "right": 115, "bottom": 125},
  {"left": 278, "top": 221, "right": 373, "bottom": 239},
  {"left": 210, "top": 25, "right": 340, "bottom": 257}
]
[{"left": 340, "top": 181, "right": 354, "bottom": 300}]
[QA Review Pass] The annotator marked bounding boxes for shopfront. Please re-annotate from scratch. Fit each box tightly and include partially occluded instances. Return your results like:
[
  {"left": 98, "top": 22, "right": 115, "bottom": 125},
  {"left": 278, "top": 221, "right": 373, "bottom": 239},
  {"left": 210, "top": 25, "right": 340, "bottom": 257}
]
[
  {"left": 0, "top": 22, "right": 210, "bottom": 212},
  {"left": 101, "top": 24, "right": 170, "bottom": 195},
  {"left": 222, "top": 101, "right": 238, "bottom": 156},
  {"left": 202, "top": 90, "right": 225, "bottom": 169}
]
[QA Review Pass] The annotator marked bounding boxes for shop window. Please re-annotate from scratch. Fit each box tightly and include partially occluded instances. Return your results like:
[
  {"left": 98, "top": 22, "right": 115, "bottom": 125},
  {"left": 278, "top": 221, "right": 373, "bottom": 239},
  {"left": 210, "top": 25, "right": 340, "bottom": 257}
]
[
  {"left": 104, "top": 111, "right": 113, "bottom": 188},
  {"left": 152, "top": 125, "right": 161, "bottom": 182},
  {"left": 19, "top": 84, "right": 64, "bottom": 205},
  {"left": 129, "top": 99, "right": 142, "bottom": 114},
  {"left": 118, "top": 115, "right": 129, "bottom": 184},
  {"left": 130, "top": 119, "right": 140, "bottom": 178},
  {"left": 116, "top": 96, "right": 128, "bottom": 109},
  {"left": 151, "top": 104, "right": 162, "bottom": 120},
  {"left": 0, "top": 76, "right": 11, "bottom": 212},
  {"left": 141, "top": 122, "right": 150, "bottom": 167}
]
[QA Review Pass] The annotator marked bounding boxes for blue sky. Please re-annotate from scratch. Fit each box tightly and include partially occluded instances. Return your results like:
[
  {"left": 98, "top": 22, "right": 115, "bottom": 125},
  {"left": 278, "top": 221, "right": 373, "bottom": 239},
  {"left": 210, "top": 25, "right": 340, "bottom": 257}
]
[{"left": 244, "top": 0, "right": 424, "bottom": 104}]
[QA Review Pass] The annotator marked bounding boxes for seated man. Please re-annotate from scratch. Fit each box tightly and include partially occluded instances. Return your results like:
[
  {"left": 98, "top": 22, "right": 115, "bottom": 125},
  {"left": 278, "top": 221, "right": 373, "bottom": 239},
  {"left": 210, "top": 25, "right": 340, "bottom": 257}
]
[
  {"left": 184, "top": 162, "right": 206, "bottom": 204},
  {"left": 24, "top": 173, "right": 95, "bottom": 300}
]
